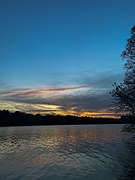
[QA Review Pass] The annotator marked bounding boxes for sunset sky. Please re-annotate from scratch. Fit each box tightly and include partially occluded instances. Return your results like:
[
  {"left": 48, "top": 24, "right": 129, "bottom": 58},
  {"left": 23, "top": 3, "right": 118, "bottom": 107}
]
[{"left": 0, "top": 0, "right": 135, "bottom": 117}]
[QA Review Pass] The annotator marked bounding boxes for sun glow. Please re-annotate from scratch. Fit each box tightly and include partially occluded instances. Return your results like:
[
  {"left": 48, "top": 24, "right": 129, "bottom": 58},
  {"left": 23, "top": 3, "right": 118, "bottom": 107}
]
[{"left": 0, "top": 101, "right": 119, "bottom": 118}]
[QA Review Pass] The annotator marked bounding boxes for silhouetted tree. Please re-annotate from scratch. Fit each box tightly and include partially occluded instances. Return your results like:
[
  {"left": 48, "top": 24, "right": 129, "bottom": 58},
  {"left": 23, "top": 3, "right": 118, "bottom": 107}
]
[
  {"left": 0, "top": 110, "right": 130, "bottom": 127},
  {"left": 111, "top": 26, "right": 135, "bottom": 117}
]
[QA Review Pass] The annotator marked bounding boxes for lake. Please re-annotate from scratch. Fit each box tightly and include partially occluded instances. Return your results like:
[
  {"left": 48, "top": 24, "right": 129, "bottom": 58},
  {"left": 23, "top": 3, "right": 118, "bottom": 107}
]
[{"left": 0, "top": 125, "right": 135, "bottom": 180}]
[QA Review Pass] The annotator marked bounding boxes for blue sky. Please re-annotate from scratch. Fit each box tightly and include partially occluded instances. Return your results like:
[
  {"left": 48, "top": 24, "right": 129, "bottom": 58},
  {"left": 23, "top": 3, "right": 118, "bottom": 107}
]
[{"left": 0, "top": 0, "right": 135, "bottom": 117}]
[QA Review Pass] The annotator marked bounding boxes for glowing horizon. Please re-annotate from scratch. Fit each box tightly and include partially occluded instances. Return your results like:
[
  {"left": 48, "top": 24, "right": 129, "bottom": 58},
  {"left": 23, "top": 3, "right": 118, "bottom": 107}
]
[{"left": 0, "top": 0, "right": 134, "bottom": 119}]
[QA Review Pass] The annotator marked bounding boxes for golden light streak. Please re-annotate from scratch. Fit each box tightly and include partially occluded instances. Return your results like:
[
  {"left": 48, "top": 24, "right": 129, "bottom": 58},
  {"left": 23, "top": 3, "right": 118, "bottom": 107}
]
[
  {"left": 0, "top": 101, "right": 119, "bottom": 118},
  {"left": 0, "top": 101, "right": 61, "bottom": 113},
  {"left": 80, "top": 111, "right": 119, "bottom": 118},
  {"left": 0, "top": 85, "right": 88, "bottom": 97}
]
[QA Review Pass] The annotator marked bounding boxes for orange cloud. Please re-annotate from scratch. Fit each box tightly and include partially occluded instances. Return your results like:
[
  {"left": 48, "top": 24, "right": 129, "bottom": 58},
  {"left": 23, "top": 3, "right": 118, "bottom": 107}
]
[
  {"left": 0, "top": 85, "right": 88, "bottom": 97},
  {"left": 0, "top": 100, "right": 120, "bottom": 118},
  {"left": 80, "top": 111, "right": 119, "bottom": 118}
]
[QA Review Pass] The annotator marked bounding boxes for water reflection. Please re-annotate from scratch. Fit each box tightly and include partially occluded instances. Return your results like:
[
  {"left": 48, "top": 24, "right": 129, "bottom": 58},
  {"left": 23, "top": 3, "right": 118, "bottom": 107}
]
[
  {"left": 117, "top": 137, "right": 135, "bottom": 180},
  {"left": 0, "top": 125, "right": 134, "bottom": 180}
]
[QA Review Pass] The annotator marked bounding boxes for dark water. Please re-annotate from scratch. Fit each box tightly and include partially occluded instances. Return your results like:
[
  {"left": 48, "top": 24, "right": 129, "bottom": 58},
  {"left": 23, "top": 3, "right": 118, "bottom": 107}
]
[{"left": 0, "top": 125, "right": 135, "bottom": 180}]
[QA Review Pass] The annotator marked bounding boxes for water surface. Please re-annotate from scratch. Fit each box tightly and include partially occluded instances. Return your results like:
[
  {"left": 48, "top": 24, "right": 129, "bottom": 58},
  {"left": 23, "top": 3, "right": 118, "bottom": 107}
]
[{"left": 0, "top": 125, "right": 135, "bottom": 180}]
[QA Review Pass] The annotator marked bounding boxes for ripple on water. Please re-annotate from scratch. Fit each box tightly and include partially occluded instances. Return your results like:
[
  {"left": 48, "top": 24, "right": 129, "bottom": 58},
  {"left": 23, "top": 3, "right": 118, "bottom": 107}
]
[{"left": 0, "top": 125, "right": 134, "bottom": 180}]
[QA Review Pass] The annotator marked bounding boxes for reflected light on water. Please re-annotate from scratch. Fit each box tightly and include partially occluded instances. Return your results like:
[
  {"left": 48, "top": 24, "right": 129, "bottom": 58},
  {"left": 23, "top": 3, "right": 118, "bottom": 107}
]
[{"left": 0, "top": 125, "right": 135, "bottom": 180}]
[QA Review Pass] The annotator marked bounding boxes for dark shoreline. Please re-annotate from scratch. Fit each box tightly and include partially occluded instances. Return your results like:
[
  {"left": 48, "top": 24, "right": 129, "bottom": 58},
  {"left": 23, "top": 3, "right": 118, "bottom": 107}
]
[{"left": 0, "top": 110, "right": 134, "bottom": 127}]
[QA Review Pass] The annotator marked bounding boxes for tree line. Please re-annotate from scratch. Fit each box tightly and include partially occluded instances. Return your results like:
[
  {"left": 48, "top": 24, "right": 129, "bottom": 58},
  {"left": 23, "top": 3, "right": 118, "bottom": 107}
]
[{"left": 0, "top": 110, "right": 134, "bottom": 127}]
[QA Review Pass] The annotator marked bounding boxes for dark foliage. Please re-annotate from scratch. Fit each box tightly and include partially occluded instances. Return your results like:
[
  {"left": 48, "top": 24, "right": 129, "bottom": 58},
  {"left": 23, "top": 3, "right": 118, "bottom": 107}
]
[
  {"left": 0, "top": 110, "right": 134, "bottom": 127},
  {"left": 111, "top": 25, "right": 135, "bottom": 117}
]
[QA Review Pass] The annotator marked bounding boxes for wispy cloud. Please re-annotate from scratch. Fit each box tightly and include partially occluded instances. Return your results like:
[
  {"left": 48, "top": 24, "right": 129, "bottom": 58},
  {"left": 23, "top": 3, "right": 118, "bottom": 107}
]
[
  {"left": 0, "top": 71, "right": 123, "bottom": 117},
  {"left": 0, "top": 85, "right": 87, "bottom": 97}
]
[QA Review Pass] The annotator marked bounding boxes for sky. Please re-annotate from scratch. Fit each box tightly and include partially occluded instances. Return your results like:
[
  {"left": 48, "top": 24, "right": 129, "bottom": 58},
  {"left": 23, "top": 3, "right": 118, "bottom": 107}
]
[{"left": 0, "top": 0, "right": 135, "bottom": 117}]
